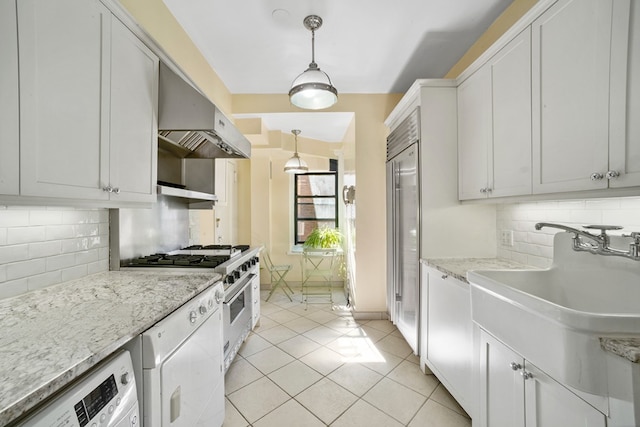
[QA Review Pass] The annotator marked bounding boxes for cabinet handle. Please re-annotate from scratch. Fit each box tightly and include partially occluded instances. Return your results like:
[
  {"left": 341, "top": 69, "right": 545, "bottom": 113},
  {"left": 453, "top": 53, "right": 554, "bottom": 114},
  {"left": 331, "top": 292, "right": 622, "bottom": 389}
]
[
  {"left": 590, "top": 173, "right": 604, "bottom": 181},
  {"left": 480, "top": 188, "right": 487, "bottom": 194},
  {"left": 606, "top": 170, "right": 620, "bottom": 180},
  {"left": 113, "top": 187, "right": 120, "bottom": 194},
  {"left": 510, "top": 362, "right": 522, "bottom": 371},
  {"left": 521, "top": 371, "right": 533, "bottom": 380},
  {"left": 441, "top": 274, "right": 448, "bottom": 280},
  {"left": 103, "top": 186, "right": 113, "bottom": 193}
]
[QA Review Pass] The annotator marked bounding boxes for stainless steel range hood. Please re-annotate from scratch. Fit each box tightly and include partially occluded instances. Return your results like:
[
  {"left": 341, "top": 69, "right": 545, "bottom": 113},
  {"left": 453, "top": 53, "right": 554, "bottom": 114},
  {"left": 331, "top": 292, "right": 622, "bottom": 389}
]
[{"left": 158, "top": 62, "right": 251, "bottom": 159}]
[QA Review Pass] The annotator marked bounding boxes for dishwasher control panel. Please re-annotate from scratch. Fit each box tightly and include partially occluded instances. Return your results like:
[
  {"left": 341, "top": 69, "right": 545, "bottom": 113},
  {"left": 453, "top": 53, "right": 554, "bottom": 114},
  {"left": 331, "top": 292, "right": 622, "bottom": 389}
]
[{"left": 20, "top": 350, "right": 139, "bottom": 427}]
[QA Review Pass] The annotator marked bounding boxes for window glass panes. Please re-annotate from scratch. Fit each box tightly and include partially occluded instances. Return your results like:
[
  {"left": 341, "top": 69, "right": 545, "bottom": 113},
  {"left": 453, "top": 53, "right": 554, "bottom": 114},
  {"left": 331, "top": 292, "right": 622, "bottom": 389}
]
[
  {"left": 294, "top": 172, "right": 338, "bottom": 245},
  {"left": 296, "top": 175, "right": 336, "bottom": 196}
]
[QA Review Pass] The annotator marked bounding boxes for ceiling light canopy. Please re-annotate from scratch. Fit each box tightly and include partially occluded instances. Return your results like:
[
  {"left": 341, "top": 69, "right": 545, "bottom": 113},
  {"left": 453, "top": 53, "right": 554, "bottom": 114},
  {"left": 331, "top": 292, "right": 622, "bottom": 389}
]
[
  {"left": 289, "top": 15, "right": 338, "bottom": 110},
  {"left": 284, "top": 129, "right": 309, "bottom": 174}
]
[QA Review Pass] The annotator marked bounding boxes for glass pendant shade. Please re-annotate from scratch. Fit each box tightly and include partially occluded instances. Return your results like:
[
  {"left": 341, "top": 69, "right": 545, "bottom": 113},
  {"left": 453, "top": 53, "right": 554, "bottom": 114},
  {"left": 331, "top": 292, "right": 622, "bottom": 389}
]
[
  {"left": 289, "top": 15, "right": 338, "bottom": 110},
  {"left": 284, "top": 129, "right": 308, "bottom": 174},
  {"left": 284, "top": 153, "right": 309, "bottom": 174},
  {"left": 289, "top": 65, "right": 338, "bottom": 110}
]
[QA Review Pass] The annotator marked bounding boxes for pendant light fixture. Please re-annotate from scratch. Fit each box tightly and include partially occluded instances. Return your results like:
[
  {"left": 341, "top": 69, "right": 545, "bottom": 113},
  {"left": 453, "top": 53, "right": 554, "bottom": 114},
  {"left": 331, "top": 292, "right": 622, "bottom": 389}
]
[
  {"left": 289, "top": 15, "right": 338, "bottom": 110},
  {"left": 284, "top": 129, "right": 309, "bottom": 174}
]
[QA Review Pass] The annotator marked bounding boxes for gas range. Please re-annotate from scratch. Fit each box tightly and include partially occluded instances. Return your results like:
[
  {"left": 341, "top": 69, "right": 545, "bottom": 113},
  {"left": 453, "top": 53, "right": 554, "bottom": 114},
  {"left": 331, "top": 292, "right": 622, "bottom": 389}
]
[{"left": 125, "top": 244, "right": 260, "bottom": 293}]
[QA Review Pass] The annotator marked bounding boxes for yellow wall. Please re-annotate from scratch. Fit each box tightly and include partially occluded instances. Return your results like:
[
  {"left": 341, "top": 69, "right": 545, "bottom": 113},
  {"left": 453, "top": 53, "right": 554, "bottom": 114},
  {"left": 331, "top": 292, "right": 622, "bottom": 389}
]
[
  {"left": 235, "top": 94, "right": 402, "bottom": 313},
  {"left": 119, "top": 0, "right": 537, "bottom": 314},
  {"left": 118, "top": 0, "right": 232, "bottom": 115},
  {"left": 445, "top": 0, "right": 539, "bottom": 78}
]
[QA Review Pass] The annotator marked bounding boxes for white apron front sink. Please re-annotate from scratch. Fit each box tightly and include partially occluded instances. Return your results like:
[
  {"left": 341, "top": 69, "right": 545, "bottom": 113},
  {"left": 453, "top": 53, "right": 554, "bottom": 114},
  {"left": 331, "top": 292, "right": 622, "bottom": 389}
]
[{"left": 468, "top": 232, "right": 640, "bottom": 397}]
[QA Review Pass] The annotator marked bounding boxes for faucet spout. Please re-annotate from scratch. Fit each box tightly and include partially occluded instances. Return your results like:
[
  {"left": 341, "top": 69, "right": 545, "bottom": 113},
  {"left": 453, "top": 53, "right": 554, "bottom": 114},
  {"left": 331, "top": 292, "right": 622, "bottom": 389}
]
[
  {"left": 534, "top": 222, "right": 602, "bottom": 244},
  {"left": 534, "top": 222, "right": 640, "bottom": 260}
]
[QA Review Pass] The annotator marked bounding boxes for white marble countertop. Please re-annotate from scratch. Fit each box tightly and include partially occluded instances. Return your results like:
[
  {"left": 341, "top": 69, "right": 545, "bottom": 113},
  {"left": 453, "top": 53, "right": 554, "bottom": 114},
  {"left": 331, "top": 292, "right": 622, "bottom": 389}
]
[
  {"left": 422, "top": 257, "right": 535, "bottom": 284},
  {"left": 0, "top": 270, "right": 222, "bottom": 426},
  {"left": 423, "top": 257, "right": 640, "bottom": 364}
]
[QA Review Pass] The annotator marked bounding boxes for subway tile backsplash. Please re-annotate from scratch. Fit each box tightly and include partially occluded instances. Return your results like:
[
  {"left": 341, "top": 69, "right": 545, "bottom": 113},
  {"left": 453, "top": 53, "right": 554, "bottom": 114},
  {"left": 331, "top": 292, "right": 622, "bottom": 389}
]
[
  {"left": 497, "top": 197, "right": 640, "bottom": 268},
  {"left": 0, "top": 206, "right": 109, "bottom": 299}
]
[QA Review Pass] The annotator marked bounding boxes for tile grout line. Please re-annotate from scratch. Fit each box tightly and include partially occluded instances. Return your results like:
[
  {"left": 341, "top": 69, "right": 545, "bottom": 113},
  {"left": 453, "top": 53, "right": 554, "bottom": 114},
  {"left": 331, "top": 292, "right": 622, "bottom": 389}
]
[{"left": 225, "top": 289, "right": 469, "bottom": 426}]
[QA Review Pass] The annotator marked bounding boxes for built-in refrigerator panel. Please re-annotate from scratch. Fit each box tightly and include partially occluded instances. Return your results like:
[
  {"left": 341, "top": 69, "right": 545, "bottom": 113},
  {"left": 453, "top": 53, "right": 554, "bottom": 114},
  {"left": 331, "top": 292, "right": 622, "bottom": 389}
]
[{"left": 386, "top": 108, "right": 420, "bottom": 354}]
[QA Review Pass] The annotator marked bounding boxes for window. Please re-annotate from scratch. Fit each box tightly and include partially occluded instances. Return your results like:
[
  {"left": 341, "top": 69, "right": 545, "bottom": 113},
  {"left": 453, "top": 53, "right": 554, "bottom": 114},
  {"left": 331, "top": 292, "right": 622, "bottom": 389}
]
[{"left": 294, "top": 172, "right": 338, "bottom": 244}]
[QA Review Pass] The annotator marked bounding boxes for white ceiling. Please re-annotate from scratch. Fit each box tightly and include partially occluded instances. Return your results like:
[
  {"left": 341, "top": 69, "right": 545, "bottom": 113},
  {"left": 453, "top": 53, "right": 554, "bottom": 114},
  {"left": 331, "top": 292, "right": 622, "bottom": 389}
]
[{"left": 162, "top": 0, "right": 512, "bottom": 141}]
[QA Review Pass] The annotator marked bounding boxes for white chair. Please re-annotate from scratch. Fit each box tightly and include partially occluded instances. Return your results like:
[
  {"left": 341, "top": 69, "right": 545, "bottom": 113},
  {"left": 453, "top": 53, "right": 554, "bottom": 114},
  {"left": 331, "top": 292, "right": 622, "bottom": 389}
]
[{"left": 262, "top": 249, "right": 294, "bottom": 302}]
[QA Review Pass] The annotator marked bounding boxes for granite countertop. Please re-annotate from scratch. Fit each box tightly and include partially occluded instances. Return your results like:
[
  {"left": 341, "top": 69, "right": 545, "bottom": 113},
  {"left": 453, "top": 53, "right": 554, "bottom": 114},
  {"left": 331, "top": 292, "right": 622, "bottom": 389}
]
[
  {"left": 0, "top": 270, "right": 222, "bottom": 426},
  {"left": 422, "top": 257, "right": 534, "bottom": 284},
  {"left": 422, "top": 257, "right": 640, "bottom": 364}
]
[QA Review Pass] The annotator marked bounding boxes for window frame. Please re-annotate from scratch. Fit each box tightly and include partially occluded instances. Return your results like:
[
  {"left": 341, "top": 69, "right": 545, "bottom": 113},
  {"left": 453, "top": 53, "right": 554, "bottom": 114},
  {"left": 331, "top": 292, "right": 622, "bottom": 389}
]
[{"left": 294, "top": 171, "right": 339, "bottom": 245}]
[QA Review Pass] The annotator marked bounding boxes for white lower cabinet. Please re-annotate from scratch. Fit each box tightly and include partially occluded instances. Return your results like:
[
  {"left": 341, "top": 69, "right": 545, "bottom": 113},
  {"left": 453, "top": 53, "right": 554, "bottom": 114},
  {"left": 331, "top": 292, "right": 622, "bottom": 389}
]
[
  {"left": 421, "top": 266, "right": 474, "bottom": 417},
  {"left": 479, "top": 329, "right": 606, "bottom": 427}
]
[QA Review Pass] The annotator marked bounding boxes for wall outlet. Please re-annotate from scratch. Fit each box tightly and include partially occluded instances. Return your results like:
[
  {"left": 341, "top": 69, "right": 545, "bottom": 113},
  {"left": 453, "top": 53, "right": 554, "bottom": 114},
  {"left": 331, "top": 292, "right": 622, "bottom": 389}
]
[{"left": 500, "top": 230, "right": 514, "bottom": 247}]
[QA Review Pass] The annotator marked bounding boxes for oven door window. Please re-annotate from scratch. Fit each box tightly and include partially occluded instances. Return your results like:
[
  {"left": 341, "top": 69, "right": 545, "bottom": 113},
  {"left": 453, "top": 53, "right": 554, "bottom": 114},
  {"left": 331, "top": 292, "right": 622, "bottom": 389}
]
[{"left": 229, "top": 289, "right": 246, "bottom": 324}]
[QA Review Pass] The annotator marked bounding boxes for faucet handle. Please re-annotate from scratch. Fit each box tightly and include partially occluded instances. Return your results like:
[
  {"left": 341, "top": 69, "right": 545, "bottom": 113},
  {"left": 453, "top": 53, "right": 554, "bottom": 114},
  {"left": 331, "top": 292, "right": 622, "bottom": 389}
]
[
  {"left": 623, "top": 232, "right": 640, "bottom": 242},
  {"left": 583, "top": 225, "right": 623, "bottom": 234}
]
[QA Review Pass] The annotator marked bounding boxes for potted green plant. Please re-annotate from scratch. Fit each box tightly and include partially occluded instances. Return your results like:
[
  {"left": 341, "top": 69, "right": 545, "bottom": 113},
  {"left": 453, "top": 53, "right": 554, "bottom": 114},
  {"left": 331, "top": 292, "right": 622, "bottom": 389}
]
[{"left": 303, "top": 226, "right": 343, "bottom": 249}]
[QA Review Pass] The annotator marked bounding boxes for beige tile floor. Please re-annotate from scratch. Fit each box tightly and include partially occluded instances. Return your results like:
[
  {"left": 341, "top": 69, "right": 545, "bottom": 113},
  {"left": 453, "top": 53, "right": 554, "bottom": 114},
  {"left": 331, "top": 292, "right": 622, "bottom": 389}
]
[{"left": 224, "top": 287, "right": 472, "bottom": 427}]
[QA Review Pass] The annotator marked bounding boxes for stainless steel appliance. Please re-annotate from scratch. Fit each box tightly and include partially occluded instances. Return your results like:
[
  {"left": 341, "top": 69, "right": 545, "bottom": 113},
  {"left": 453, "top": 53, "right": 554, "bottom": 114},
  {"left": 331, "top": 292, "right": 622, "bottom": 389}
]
[
  {"left": 20, "top": 350, "right": 139, "bottom": 427},
  {"left": 125, "top": 244, "right": 261, "bottom": 372},
  {"left": 142, "top": 282, "right": 225, "bottom": 427},
  {"left": 386, "top": 107, "right": 420, "bottom": 354},
  {"left": 158, "top": 62, "right": 250, "bottom": 160},
  {"left": 213, "top": 248, "right": 260, "bottom": 371}
]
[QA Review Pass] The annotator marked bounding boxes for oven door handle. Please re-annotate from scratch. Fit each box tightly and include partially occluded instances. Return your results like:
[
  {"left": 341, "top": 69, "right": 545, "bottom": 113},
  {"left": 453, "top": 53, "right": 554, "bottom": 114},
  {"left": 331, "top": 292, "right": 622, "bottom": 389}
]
[{"left": 226, "top": 273, "right": 255, "bottom": 304}]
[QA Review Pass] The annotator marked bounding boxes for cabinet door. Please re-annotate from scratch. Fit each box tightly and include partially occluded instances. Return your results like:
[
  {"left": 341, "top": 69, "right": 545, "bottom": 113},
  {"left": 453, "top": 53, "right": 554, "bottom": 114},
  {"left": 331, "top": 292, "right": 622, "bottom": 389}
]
[
  {"left": 109, "top": 17, "right": 158, "bottom": 203},
  {"left": 489, "top": 28, "right": 532, "bottom": 198},
  {"left": 427, "top": 271, "right": 473, "bottom": 415},
  {"left": 531, "top": 0, "right": 612, "bottom": 194},
  {"left": 609, "top": 0, "right": 640, "bottom": 188},
  {"left": 524, "top": 362, "right": 606, "bottom": 427},
  {"left": 479, "top": 330, "right": 525, "bottom": 427},
  {"left": 18, "top": 0, "right": 110, "bottom": 200},
  {"left": 458, "top": 66, "right": 491, "bottom": 200},
  {"left": 0, "top": 0, "right": 19, "bottom": 195}
]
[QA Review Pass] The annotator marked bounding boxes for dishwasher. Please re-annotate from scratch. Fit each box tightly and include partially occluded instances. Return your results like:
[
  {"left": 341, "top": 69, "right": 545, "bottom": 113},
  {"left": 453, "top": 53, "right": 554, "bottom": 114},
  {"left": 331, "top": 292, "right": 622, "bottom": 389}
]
[
  {"left": 142, "top": 281, "right": 225, "bottom": 427},
  {"left": 19, "top": 350, "right": 139, "bottom": 427}
]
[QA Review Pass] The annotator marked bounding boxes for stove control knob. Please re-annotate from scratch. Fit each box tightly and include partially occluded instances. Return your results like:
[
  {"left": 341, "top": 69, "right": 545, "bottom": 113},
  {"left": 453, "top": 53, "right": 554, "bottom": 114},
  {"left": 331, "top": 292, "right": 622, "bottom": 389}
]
[
  {"left": 226, "top": 275, "right": 235, "bottom": 284},
  {"left": 234, "top": 270, "right": 241, "bottom": 279},
  {"left": 215, "top": 290, "right": 223, "bottom": 303},
  {"left": 242, "top": 262, "right": 248, "bottom": 271},
  {"left": 199, "top": 305, "right": 207, "bottom": 315},
  {"left": 189, "top": 311, "right": 197, "bottom": 323}
]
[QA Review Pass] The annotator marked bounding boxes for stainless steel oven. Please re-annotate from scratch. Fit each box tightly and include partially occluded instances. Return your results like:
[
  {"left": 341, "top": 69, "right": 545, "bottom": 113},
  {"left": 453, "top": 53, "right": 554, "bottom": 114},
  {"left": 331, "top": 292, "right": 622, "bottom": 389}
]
[{"left": 223, "top": 272, "right": 254, "bottom": 371}]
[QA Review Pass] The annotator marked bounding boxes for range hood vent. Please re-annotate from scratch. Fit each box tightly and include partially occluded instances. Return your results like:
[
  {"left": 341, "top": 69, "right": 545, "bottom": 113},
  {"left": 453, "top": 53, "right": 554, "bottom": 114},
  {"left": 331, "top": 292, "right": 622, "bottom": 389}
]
[{"left": 158, "top": 63, "right": 251, "bottom": 159}]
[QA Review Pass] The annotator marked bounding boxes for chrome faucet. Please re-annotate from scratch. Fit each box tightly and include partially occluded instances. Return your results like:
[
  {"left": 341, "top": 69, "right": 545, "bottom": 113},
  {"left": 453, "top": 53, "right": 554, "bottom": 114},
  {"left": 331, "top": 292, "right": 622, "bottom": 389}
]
[{"left": 535, "top": 222, "right": 640, "bottom": 261}]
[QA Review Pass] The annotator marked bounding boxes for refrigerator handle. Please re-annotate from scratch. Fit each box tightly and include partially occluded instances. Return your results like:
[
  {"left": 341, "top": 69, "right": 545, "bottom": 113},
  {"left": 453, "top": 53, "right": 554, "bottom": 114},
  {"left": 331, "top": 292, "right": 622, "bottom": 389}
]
[{"left": 393, "top": 164, "right": 401, "bottom": 300}]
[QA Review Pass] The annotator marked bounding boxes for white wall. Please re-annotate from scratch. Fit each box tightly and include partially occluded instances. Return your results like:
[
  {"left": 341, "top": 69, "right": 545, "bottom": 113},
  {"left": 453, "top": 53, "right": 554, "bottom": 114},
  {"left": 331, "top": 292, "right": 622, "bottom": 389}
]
[
  {"left": 496, "top": 196, "right": 640, "bottom": 268},
  {"left": 0, "top": 206, "right": 109, "bottom": 299}
]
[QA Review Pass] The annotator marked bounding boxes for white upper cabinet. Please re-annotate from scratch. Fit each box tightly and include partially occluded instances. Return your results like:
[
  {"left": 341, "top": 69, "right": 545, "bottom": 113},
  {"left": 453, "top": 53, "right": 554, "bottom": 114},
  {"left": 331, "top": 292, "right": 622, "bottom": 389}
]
[
  {"left": 609, "top": 1, "right": 640, "bottom": 188},
  {"left": 17, "top": 0, "right": 158, "bottom": 203},
  {"left": 490, "top": 28, "right": 532, "bottom": 198},
  {"left": 458, "top": 28, "right": 532, "bottom": 200},
  {"left": 458, "top": 66, "right": 491, "bottom": 200},
  {"left": 0, "top": 0, "right": 19, "bottom": 195},
  {"left": 18, "top": 0, "right": 111, "bottom": 200},
  {"left": 531, "top": 0, "right": 613, "bottom": 193},
  {"left": 109, "top": 17, "right": 158, "bottom": 203}
]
